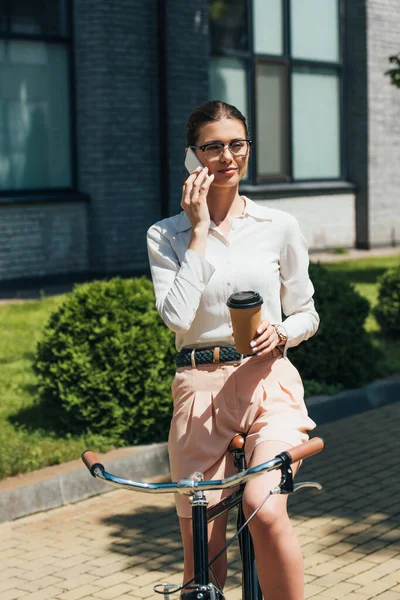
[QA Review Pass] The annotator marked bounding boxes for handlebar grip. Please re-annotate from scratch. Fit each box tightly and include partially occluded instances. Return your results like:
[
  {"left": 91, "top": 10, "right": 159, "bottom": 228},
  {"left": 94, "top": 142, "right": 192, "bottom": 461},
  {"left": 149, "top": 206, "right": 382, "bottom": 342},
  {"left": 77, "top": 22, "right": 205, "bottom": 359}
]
[
  {"left": 286, "top": 437, "right": 324, "bottom": 464},
  {"left": 82, "top": 450, "right": 105, "bottom": 477}
]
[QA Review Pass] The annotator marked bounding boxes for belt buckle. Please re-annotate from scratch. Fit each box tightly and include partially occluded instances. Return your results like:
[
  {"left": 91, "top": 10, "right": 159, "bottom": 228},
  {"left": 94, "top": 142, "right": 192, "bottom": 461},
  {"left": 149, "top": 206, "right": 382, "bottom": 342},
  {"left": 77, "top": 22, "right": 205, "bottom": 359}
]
[
  {"left": 213, "top": 347, "right": 220, "bottom": 363},
  {"left": 190, "top": 349, "right": 196, "bottom": 368}
]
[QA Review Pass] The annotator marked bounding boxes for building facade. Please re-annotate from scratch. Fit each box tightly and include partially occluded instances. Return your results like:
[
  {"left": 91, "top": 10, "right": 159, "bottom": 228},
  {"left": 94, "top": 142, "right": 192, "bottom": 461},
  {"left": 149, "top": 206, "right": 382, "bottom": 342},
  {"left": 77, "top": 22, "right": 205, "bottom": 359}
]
[{"left": 0, "top": 0, "right": 399, "bottom": 288}]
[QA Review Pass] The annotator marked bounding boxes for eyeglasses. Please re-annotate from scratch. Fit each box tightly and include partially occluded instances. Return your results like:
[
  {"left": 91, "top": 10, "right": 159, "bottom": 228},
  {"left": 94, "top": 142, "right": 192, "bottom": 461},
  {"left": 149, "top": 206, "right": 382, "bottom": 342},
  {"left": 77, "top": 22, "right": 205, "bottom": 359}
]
[{"left": 189, "top": 139, "right": 252, "bottom": 162}]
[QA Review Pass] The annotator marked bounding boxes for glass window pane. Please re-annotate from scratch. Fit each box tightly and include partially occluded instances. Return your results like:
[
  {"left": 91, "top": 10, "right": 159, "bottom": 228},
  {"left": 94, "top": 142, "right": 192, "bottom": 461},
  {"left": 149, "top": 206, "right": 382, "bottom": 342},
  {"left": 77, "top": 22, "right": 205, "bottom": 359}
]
[
  {"left": 10, "top": 0, "right": 68, "bottom": 36},
  {"left": 290, "top": 0, "right": 339, "bottom": 62},
  {"left": 255, "top": 62, "right": 289, "bottom": 178},
  {"left": 0, "top": 40, "right": 72, "bottom": 191},
  {"left": 209, "top": 0, "right": 248, "bottom": 54},
  {"left": 253, "top": 0, "right": 283, "bottom": 56},
  {"left": 292, "top": 68, "right": 340, "bottom": 179},
  {"left": 209, "top": 57, "right": 248, "bottom": 118}
]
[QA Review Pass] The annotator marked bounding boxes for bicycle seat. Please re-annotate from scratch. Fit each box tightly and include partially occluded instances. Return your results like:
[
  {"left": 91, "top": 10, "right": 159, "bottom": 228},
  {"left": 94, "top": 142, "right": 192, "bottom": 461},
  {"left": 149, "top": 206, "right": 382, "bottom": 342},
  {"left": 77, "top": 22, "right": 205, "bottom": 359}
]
[{"left": 229, "top": 433, "right": 246, "bottom": 452}]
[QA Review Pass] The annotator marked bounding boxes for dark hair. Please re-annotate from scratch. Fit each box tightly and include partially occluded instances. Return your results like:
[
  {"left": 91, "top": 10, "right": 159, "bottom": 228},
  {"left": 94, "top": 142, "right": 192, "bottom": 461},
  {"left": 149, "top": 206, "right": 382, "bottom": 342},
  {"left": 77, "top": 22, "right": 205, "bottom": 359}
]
[{"left": 186, "top": 100, "right": 248, "bottom": 146}]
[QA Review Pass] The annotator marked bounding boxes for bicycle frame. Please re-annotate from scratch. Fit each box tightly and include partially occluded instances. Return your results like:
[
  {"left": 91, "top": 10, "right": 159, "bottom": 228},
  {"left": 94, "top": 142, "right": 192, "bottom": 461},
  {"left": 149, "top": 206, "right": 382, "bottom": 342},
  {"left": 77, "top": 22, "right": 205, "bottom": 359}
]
[{"left": 185, "top": 443, "right": 261, "bottom": 600}]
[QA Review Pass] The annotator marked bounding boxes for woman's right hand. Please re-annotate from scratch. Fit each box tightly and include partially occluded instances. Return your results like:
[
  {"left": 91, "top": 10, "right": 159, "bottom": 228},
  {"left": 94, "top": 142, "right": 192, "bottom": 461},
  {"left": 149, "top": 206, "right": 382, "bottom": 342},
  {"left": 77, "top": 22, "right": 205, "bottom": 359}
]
[{"left": 181, "top": 167, "right": 214, "bottom": 234}]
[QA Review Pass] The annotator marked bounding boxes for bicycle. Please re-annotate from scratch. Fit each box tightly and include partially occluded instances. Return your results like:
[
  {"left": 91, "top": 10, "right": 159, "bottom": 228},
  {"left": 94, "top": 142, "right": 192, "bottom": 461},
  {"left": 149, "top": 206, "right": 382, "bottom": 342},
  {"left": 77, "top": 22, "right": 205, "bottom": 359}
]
[{"left": 82, "top": 435, "right": 324, "bottom": 600}]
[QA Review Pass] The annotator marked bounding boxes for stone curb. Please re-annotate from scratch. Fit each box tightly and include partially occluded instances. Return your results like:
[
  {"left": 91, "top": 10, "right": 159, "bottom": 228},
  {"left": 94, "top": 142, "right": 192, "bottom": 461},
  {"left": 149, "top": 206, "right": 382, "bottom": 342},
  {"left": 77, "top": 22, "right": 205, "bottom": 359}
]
[
  {"left": 306, "top": 374, "right": 400, "bottom": 424},
  {"left": 1, "top": 375, "right": 399, "bottom": 524},
  {"left": 0, "top": 443, "right": 169, "bottom": 524}
]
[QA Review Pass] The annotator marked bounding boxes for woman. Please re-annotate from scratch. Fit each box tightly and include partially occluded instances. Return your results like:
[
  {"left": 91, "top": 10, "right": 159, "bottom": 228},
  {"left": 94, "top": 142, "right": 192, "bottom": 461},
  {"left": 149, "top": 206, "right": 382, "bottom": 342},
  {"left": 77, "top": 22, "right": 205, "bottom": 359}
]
[{"left": 147, "top": 100, "right": 319, "bottom": 600}]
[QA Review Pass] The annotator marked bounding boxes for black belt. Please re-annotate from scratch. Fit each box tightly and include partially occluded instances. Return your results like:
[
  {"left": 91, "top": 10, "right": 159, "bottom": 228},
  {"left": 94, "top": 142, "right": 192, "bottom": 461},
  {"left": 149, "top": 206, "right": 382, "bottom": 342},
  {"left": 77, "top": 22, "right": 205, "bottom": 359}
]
[{"left": 176, "top": 346, "right": 251, "bottom": 368}]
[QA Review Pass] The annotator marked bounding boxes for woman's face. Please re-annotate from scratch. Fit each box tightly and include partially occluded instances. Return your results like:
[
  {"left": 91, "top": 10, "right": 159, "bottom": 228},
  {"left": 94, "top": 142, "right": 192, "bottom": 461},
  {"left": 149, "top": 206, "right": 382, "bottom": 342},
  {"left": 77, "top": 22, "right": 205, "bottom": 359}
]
[{"left": 193, "top": 118, "right": 250, "bottom": 188}]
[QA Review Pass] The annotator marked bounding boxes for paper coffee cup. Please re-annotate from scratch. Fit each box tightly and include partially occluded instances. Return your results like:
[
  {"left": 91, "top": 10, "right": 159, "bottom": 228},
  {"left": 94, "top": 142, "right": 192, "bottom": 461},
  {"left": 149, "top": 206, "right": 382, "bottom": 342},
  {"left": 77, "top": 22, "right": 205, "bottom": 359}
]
[{"left": 226, "top": 291, "right": 263, "bottom": 354}]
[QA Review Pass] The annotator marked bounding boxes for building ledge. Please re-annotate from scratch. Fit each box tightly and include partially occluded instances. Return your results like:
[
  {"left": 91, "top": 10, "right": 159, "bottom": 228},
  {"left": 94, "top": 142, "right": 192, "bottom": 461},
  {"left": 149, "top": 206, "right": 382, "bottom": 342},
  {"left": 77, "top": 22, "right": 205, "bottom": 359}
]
[
  {"left": 0, "top": 191, "right": 90, "bottom": 205},
  {"left": 240, "top": 180, "right": 356, "bottom": 200}
]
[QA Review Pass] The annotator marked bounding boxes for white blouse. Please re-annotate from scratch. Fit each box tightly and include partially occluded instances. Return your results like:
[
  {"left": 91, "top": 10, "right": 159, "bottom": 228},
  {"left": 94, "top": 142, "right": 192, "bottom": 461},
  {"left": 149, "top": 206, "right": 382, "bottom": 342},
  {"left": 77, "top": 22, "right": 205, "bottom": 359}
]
[{"left": 147, "top": 197, "right": 319, "bottom": 354}]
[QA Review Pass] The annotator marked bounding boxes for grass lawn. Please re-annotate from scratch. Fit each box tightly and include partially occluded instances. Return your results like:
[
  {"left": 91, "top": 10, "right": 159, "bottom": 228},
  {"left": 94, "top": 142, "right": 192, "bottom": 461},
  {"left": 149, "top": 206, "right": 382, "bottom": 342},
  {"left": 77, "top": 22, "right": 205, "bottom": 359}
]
[
  {"left": 0, "top": 252, "right": 399, "bottom": 479},
  {"left": 323, "top": 253, "right": 400, "bottom": 332},
  {"left": 322, "top": 254, "right": 400, "bottom": 379},
  {"left": 0, "top": 296, "right": 114, "bottom": 479}
]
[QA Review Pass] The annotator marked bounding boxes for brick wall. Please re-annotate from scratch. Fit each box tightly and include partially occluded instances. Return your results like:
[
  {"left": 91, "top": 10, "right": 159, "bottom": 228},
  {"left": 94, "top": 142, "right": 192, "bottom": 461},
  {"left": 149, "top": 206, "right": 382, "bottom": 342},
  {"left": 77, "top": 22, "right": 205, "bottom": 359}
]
[
  {"left": 0, "top": 201, "right": 88, "bottom": 281},
  {"left": 73, "top": 0, "right": 161, "bottom": 274},
  {"left": 367, "top": 0, "right": 400, "bottom": 247},
  {"left": 73, "top": 0, "right": 210, "bottom": 273},
  {"left": 256, "top": 194, "right": 356, "bottom": 251},
  {"left": 163, "top": 0, "right": 210, "bottom": 216}
]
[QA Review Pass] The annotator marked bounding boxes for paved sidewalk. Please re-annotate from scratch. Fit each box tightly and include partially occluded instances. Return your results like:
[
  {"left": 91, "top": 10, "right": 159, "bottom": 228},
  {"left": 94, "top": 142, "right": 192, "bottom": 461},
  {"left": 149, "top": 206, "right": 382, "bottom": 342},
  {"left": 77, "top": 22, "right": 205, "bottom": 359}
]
[{"left": 1, "top": 403, "right": 399, "bottom": 600}]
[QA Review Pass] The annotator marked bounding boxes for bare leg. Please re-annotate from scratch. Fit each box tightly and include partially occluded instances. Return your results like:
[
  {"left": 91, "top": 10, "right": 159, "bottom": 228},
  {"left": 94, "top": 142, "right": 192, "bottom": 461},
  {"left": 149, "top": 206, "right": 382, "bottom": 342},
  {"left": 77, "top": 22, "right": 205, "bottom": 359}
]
[
  {"left": 179, "top": 511, "right": 229, "bottom": 591},
  {"left": 243, "top": 441, "right": 304, "bottom": 600}
]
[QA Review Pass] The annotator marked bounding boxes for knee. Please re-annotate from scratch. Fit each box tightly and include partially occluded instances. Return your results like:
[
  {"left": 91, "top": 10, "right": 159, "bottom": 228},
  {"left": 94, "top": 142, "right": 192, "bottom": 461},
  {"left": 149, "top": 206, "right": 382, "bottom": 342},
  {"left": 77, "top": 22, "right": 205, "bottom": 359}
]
[{"left": 242, "top": 496, "right": 289, "bottom": 533}]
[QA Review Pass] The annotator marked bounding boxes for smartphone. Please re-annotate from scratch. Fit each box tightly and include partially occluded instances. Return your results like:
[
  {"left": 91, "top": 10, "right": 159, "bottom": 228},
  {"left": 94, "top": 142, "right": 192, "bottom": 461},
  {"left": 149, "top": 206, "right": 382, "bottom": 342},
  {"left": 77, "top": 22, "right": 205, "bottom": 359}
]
[{"left": 184, "top": 147, "right": 204, "bottom": 173}]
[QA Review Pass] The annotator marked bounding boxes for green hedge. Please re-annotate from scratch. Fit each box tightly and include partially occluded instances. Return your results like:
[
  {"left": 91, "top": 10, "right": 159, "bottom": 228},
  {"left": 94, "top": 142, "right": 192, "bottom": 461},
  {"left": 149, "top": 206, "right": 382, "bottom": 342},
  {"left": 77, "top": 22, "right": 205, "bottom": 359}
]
[
  {"left": 34, "top": 278, "right": 175, "bottom": 445},
  {"left": 290, "top": 263, "right": 380, "bottom": 388},
  {"left": 373, "top": 266, "right": 400, "bottom": 338}
]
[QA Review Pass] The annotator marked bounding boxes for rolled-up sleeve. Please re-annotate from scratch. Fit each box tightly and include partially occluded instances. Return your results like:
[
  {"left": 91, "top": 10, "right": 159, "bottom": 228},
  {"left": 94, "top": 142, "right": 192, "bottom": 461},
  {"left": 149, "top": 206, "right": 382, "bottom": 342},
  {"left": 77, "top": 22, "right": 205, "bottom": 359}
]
[
  {"left": 279, "top": 217, "right": 320, "bottom": 349},
  {"left": 147, "top": 225, "right": 215, "bottom": 334}
]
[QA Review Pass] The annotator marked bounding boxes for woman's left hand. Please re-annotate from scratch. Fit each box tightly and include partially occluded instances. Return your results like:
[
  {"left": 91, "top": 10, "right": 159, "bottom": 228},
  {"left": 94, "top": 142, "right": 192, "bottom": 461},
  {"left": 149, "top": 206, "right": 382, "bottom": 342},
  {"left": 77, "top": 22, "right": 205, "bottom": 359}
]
[{"left": 250, "top": 320, "right": 280, "bottom": 356}]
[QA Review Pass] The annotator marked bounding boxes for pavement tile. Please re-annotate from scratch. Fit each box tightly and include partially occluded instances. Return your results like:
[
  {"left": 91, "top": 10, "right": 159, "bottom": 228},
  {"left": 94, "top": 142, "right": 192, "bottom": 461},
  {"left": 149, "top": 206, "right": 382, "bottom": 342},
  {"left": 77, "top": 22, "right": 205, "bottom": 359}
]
[
  {"left": 304, "top": 582, "right": 327, "bottom": 598},
  {"left": 306, "top": 561, "right": 342, "bottom": 577},
  {"left": 0, "top": 591, "right": 28, "bottom": 600},
  {"left": 373, "top": 559, "right": 400, "bottom": 574},
  {"left": 94, "top": 584, "right": 135, "bottom": 599},
  {"left": 312, "top": 570, "right": 351, "bottom": 587},
  {"left": 304, "top": 552, "right": 335, "bottom": 568},
  {"left": 15, "top": 575, "right": 65, "bottom": 592},
  {"left": 367, "top": 548, "right": 400, "bottom": 563},
  {"left": 21, "top": 587, "right": 66, "bottom": 600},
  {"left": 318, "top": 582, "right": 362, "bottom": 598},
  {"left": 324, "top": 542, "right": 357, "bottom": 555},
  {"left": 333, "top": 595, "right": 368, "bottom": 599},
  {"left": 347, "top": 570, "right": 388, "bottom": 585},
  {"left": 355, "top": 576, "right": 400, "bottom": 597},
  {"left": 0, "top": 578, "right": 28, "bottom": 593},
  {"left": 340, "top": 559, "right": 377, "bottom": 575},
  {"left": 56, "top": 584, "right": 103, "bottom": 600},
  {"left": 56, "top": 573, "right": 99, "bottom": 591},
  {"left": 94, "top": 572, "right": 134, "bottom": 589},
  {"left": 328, "top": 551, "right": 366, "bottom": 566}
]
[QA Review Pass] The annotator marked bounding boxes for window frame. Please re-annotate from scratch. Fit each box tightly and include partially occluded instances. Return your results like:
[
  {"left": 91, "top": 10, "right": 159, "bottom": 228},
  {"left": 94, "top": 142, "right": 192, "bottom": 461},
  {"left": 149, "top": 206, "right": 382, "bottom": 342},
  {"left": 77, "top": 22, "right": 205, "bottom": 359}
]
[
  {"left": 209, "top": 0, "right": 345, "bottom": 186},
  {"left": 0, "top": 0, "right": 76, "bottom": 196}
]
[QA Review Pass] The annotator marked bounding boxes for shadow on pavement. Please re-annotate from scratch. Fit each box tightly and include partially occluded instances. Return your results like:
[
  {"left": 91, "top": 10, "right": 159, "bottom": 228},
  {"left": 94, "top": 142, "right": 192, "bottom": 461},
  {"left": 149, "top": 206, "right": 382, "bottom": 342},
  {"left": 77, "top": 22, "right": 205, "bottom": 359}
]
[
  {"left": 100, "top": 501, "right": 243, "bottom": 589},
  {"left": 98, "top": 404, "right": 399, "bottom": 589}
]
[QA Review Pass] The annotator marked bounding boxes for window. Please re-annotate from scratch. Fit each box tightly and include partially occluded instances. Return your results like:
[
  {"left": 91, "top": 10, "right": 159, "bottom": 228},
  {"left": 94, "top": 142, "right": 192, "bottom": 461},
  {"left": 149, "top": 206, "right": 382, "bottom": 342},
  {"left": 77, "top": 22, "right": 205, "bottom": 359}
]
[
  {"left": 209, "top": 0, "right": 343, "bottom": 184},
  {"left": 0, "top": 1, "right": 73, "bottom": 192}
]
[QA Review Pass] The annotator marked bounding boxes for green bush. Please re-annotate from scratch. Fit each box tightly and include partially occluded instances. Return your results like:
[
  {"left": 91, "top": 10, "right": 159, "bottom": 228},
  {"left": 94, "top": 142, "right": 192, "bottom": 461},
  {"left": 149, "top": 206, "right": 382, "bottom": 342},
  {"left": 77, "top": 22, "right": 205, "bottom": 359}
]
[
  {"left": 290, "top": 263, "right": 380, "bottom": 388},
  {"left": 34, "top": 277, "right": 176, "bottom": 445},
  {"left": 303, "top": 379, "right": 345, "bottom": 398},
  {"left": 373, "top": 266, "right": 400, "bottom": 338}
]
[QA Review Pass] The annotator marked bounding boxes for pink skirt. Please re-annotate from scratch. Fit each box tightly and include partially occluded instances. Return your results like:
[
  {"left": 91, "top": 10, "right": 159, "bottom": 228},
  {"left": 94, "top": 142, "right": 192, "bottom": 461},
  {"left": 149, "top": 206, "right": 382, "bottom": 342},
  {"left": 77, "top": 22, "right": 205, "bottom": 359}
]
[{"left": 169, "top": 349, "right": 316, "bottom": 517}]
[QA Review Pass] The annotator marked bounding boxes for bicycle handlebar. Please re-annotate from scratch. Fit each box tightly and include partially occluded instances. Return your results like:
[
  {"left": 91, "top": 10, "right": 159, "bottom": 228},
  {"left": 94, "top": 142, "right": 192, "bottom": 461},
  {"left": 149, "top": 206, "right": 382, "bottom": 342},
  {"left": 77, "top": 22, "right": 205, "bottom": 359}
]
[
  {"left": 285, "top": 436, "right": 324, "bottom": 464},
  {"left": 81, "top": 450, "right": 104, "bottom": 475},
  {"left": 82, "top": 437, "right": 324, "bottom": 495}
]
